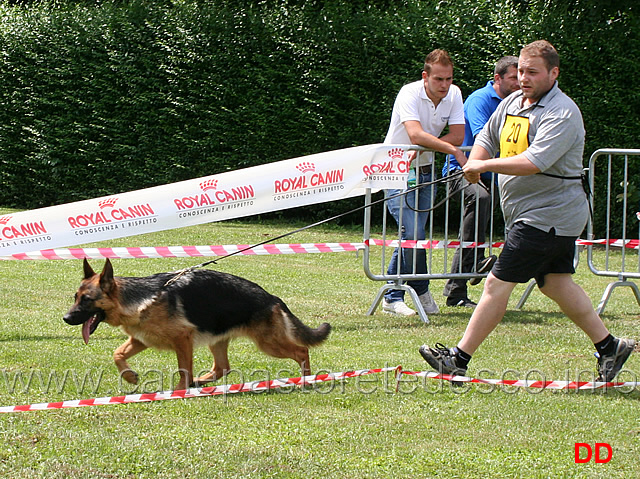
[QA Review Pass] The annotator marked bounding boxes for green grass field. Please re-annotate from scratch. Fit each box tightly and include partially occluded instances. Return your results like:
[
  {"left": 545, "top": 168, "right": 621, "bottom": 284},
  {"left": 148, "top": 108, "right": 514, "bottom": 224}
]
[{"left": 1, "top": 212, "right": 639, "bottom": 478}]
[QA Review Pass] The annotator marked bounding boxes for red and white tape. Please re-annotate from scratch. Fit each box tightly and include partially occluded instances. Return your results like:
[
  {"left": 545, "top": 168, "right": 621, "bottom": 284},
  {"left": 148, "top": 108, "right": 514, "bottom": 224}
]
[
  {"left": 366, "top": 239, "right": 505, "bottom": 249},
  {"left": 367, "top": 238, "right": 640, "bottom": 250},
  {"left": 0, "top": 367, "right": 394, "bottom": 413},
  {"left": 0, "top": 243, "right": 365, "bottom": 261},
  {"left": 400, "top": 370, "right": 635, "bottom": 390},
  {"left": 2, "top": 238, "right": 637, "bottom": 261},
  {"left": 1, "top": 367, "right": 635, "bottom": 413}
]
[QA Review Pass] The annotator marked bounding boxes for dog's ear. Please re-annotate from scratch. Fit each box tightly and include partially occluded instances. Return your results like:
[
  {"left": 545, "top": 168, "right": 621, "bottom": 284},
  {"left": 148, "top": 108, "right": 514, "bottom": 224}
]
[
  {"left": 99, "top": 258, "right": 116, "bottom": 295},
  {"left": 83, "top": 258, "right": 96, "bottom": 279}
]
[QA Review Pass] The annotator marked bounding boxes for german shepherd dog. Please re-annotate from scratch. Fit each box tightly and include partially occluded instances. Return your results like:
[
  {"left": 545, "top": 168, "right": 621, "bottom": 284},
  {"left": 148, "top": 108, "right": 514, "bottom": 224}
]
[{"left": 63, "top": 259, "right": 331, "bottom": 390}]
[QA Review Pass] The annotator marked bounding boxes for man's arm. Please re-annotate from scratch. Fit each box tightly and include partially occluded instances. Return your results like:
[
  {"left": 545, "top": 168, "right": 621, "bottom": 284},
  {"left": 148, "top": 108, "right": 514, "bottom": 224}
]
[
  {"left": 463, "top": 144, "right": 540, "bottom": 183},
  {"left": 404, "top": 121, "right": 466, "bottom": 164},
  {"left": 440, "top": 124, "right": 465, "bottom": 147}
]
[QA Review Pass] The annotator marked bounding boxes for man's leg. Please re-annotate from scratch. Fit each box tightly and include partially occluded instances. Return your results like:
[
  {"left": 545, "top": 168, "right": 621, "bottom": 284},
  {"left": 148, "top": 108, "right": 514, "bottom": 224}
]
[
  {"left": 383, "top": 185, "right": 430, "bottom": 312},
  {"left": 443, "top": 176, "right": 492, "bottom": 303},
  {"left": 404, "top": 170, "right": 434, "bottom": 296},
  {"left": 456, "top": 272, "right": 518, "bottom": 355},
  {"left": 538, "top": 273, "right": 609, "bottom": 342},
  {"left": 419, "top": 273, "right": 515, "bottom": 375},
  {"left": 384, "top": 189, "right": 407, "bottom": 303},
  {"left": 539, "top": 273, "right": 635, "bottom": 381},
  {"left": 443, "top": 174, "right": 468, "bottom": 300}
]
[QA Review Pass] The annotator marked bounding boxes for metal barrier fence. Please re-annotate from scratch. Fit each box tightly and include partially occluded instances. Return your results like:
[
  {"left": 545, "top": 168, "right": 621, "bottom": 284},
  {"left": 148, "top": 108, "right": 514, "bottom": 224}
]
[
  {"left": 587, "top": 149, "right": 640, "bottom": 314},
  {"left": 362, "top": 146, "right": 640, "bottom": 323},
  {"left": 362, "top": 146, "right": 501, "bottom": 323}
]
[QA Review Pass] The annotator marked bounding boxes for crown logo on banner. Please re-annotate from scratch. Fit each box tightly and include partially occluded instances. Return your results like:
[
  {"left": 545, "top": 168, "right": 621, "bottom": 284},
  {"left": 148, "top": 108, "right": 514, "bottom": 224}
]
[
  {"left": 388, "top": 147, "right": 404, "bottom": 160},
  {"left": 98, "top": 198, "right": 118, "bottom": 209},
  {"left": 296, "top": 162, "right": 315, "bottom": 174},
  {"left": 199, "top": 179, "right": 218, "bottom": 191}
]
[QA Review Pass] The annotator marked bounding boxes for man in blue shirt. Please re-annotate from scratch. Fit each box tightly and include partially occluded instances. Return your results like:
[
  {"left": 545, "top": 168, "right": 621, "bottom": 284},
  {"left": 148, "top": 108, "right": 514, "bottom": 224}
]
[{"left": 442, "top": 56, "right": 519, "bottom": 307}]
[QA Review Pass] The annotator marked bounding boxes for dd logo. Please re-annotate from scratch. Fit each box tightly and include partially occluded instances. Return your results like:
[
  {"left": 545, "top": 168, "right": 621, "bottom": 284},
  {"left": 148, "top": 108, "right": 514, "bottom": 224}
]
[{"left": 574, "top": 443, "right": 612, "bottom": 464}]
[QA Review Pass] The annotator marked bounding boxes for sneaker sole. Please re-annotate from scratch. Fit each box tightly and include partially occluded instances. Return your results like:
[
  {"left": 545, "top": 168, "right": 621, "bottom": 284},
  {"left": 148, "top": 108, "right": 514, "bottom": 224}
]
[
  {"left": 599, "top": 339, "right": 636, "bottom": 381},
  {"left": 418, "top": 345, "right": 462, "bottom": 376},
  {"left": 418, "top": 345, "right": 443, "bottom": 371},
  {"left": 382, "top": 308, "right": 416, "bottom": 317},
  {"left": 419, "top": 346, "right": 466, "bottom": 387},
  {"left": 470, "top": 255, "right": 497, "bottom": 286},
  {"left": 446, "top": 299, "right": 476, "bottom": 308}
]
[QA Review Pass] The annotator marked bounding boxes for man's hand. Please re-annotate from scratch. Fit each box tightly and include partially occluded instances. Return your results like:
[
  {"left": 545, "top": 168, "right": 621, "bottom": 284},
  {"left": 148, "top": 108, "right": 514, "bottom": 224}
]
[{"left": 462, "top": 158, "right": 485, "bottom": 184}]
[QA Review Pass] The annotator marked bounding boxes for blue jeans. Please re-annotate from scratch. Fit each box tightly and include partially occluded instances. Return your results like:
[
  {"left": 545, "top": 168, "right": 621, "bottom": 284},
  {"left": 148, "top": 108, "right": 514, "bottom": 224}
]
[{"left": 384, "top": 170, "right": 435, "bottom": 303}]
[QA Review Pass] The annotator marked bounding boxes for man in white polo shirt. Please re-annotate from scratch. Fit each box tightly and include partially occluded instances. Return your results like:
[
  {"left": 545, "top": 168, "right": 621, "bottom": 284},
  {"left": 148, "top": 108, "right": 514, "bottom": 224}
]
[{"left": 382, "top": 49, "right": 467, "bottom": 317}]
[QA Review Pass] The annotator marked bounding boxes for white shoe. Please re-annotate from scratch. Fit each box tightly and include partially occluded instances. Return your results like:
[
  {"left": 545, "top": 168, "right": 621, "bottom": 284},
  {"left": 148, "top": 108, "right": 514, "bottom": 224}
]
[
  {"left": 418, "top": 291, "right": 440, "bottom": 315},
  {"left": 382, "top": 300, "right": 416, "bottom": 316}
]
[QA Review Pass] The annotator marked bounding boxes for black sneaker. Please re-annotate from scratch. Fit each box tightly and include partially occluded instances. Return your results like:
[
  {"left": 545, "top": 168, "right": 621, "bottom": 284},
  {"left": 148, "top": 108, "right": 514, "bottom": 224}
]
[
  {"left": 596, "top": 338, "right": 636, "bottom": 381},
  {"left": 446, "top": 297, "right": 477, "bottom": 308},
  {"left": 419, "top": 343, "right": 467, "bottom": 376},
  {"left": 469, "top": 254, "right": 497, "bottom": 286}
]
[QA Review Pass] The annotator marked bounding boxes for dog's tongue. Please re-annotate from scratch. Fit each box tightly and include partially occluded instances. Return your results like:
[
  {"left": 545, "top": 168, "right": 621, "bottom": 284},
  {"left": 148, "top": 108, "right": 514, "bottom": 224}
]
[{"left": 82, "top": 317, "right": 94, "bottom": 345}]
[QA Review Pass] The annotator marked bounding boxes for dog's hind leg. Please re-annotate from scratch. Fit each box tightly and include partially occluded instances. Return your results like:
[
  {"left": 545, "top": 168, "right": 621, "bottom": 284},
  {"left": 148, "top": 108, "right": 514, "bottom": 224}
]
[
  {"left": 253, "top": 336, "right": 312, "bottom": 377},
  {"left": 194, "top": 339, "right": 231, "bottom": 386},
  {"left": 289, "top": 345, "right": 311, "bottom": 377},
  {"left": 114, "top": 337, "right": 148, "bottom": 385}
]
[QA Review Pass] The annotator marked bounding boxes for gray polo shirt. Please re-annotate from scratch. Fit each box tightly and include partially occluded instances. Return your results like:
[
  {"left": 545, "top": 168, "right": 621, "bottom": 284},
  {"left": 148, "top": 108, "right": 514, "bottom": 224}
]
[{"left": 475, "top": 82, "right": 587, "bottom": 236}]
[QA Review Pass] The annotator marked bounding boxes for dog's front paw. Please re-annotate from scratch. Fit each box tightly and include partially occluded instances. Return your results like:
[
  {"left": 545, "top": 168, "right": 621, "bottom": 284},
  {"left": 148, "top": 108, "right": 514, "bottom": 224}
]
[{"left": 120, "top": 369, "right": 139, "bottom": 385}]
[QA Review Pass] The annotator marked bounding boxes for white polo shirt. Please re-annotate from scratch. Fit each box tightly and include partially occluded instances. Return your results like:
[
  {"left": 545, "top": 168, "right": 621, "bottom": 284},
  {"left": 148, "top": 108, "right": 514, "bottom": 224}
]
[{"left": 384, "top": 79, "right": 465, "bottom": 164}]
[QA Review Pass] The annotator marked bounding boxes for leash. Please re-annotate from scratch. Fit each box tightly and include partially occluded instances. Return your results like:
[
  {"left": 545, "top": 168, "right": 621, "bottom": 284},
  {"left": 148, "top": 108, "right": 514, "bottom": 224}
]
[
  {"left": 538, "top": 169, "right": 594, "bottom": 224},
  {"left": 163, "top": 169, "right": 471, "bottom": 286},
  {"left": 402, "top": 169, "right": 492, "bottom": 214}
]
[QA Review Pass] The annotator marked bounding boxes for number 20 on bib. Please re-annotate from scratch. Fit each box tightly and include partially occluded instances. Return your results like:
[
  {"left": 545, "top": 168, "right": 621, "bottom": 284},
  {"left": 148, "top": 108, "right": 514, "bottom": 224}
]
[{"left": 500, "top": 114, "right": 530, "bottom": 157}]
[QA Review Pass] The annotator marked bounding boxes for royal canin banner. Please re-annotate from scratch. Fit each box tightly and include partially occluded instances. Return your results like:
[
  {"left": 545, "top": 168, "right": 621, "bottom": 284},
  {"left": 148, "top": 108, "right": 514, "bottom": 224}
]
[{"left": 0, "top": 144, "right": 411, "bottom": 256}]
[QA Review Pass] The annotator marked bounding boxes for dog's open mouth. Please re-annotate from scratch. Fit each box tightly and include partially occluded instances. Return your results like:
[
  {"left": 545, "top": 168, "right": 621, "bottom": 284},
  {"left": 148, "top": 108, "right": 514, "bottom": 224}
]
[{"left": 82, "top": 313, "right": 104, "bottom": 345}]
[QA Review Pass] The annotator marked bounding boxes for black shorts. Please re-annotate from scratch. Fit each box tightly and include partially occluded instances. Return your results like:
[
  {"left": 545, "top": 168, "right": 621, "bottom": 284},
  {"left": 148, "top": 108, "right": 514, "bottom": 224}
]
[{"left": 493, "top": 222, "right": 577, "bottom": 288}]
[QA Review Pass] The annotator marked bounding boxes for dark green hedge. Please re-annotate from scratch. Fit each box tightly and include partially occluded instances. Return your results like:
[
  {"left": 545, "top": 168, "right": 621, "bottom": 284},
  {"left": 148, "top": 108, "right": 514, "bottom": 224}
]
[{"left": 0, "top": 0, "right": 638, "bottom": 231}]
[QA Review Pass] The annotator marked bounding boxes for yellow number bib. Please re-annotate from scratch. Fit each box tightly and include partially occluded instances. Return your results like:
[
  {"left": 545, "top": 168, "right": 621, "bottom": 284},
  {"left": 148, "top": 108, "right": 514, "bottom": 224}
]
[{"left": 500, "top": 114, "right": 530, "bottom": 157}]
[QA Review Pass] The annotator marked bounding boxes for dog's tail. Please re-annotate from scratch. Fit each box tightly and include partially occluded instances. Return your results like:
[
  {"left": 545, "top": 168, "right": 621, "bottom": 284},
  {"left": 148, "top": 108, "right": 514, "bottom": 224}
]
[{"left": 277, "top": 302, "right": 331, "bottom": 347}]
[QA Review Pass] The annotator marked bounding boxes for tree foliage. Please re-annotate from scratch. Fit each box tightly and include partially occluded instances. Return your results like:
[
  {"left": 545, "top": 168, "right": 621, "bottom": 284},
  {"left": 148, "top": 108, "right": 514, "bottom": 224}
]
[{"left": 0, "top": 0, "right": 638, "bottom": 230}]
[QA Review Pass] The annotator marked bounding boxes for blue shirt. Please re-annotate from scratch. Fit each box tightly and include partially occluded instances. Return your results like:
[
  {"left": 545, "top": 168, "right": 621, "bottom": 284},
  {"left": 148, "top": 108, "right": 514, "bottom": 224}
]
[{"left": 442, "top": 81, "right": 502, "bottom": 181}]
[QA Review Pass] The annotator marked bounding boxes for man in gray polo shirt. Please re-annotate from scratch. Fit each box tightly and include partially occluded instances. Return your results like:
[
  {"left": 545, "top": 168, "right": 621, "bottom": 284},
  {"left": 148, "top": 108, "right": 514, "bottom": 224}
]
[{"left": 419, "top": 40, "right": 634, "bottom": 382}]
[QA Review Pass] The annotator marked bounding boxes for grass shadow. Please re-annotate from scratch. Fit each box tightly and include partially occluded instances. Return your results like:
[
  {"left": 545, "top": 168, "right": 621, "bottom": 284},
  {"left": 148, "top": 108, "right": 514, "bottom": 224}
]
[
  {"left": 500, "top": 310, "right": 565, "bottom": 325},
  {"left": 0, "top": 333, "right": 78, "bottom": 342}
]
